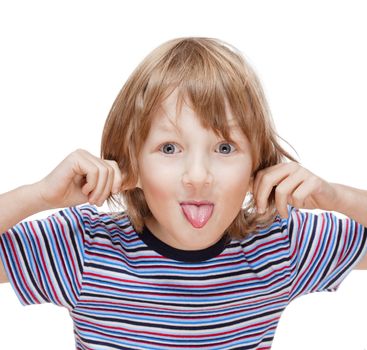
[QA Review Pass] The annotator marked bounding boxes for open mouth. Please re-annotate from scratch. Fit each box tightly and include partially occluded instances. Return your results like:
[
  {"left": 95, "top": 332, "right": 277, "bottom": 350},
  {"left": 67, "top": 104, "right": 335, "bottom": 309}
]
[{"left": 179, "top": 202, "right": 214, "bottom": 228}]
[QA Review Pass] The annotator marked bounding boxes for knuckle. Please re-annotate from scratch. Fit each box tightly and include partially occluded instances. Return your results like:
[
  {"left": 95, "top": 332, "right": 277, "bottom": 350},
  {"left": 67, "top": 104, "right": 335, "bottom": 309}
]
[
  {"left": 292, "top": 192, "right": 303, "bottom": 203},
  {"left": 256, "top": 169, "right": 264, "bottom": 177},
  {"left": 68, "top": 150, "right": 79, "bottom": 160},
  {"left": 288, "top": 161, "right": 299, "bottom": 171},
  {"left": 70, "top": 148, "right": 88, "bottom": 161},
  {"left": 116, "top": 179, "right": 123, "bottom": 189},
  {"left": 98, "top": 165, "right": 108, "bottom": 175},
  {"left": 311, "top": 177, "right": 323, "bottom": 194},
  {"left": 103, "top": 160, "right": 116, "bottom": 173},
  {"left": 74, "top": 148, "right": 86, "bottom": 155},
  {"left": 275, "top": 185, "right": 286, "bottom": 195},
  {"left": 106, "top": 159, "right": 118, "bottom": 167},
  {"left": 90, "top": 167, "right": 99, "bottom": 177},
  {"left": 262, "top": 172, "right": 272, "bottom": 183},
  {"left": 106, "top": 164, "right": 114, "bottom": 174}
]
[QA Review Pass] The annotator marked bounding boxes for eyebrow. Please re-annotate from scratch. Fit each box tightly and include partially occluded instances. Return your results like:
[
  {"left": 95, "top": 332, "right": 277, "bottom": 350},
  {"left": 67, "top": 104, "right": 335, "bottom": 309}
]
[
  {"left": 154, "top": 122, "right": 249, "bottom": 147},
  {"left": 156, "top": 121, "right": 241, "bottom": 131}
]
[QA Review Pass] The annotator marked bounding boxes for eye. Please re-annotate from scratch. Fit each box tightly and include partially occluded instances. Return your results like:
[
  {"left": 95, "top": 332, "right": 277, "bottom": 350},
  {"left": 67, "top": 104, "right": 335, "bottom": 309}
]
[
  {"left": 158, "top": 142, "right": 236, "bottom": 155},
  {"left": 217, "top": 142, "right": 236, "bottom": 154},
  {"left": 160, "top": 143, "right": 179, "bottom": 154}
]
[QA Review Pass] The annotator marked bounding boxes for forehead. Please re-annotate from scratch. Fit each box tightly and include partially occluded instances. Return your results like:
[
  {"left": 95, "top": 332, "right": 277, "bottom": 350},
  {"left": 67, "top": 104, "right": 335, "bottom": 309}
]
[{"left": 151, "top": 88, "right": 241, "bottom": 133}]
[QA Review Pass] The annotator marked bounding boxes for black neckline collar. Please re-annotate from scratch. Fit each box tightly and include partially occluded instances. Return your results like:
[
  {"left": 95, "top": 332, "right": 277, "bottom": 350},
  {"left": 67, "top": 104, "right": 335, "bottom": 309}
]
[{"left": 139, "top": 225, "right": 230, "bottom": 263}]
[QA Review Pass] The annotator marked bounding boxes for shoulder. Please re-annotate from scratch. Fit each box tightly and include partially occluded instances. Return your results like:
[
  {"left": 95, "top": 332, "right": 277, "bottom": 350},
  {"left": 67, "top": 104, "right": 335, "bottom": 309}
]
[
  {"left": 59, "top": 204, "right": 130, "bottom": 225},
  {"left": 235, "top": 211, "right": 289, "bottom": 253},
  {"left": 64, "top": 204, "right": 138, "bottom": 241}
]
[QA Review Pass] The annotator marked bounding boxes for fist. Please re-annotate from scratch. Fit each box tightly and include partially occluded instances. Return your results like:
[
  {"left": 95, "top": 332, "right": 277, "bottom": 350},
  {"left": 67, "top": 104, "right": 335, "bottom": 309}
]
[
  {"left": 37, "top": 149, "right": 123, "bottom": 209},
  {"left": 253, "top": 162, "right": 338, "bottom": 218}
]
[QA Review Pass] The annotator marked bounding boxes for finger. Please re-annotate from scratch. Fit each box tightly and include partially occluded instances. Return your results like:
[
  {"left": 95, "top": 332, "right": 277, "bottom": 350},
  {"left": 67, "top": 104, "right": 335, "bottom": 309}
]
[
  {"left": 253, "top": 170, "right": 264, "bottom": 200},
  {"left": 105, "top": 160, "right": 123, "bottom": 194},
  {"left": 91, "top": 159, "right": 122, "bottom": 205},
  {"left": 290, "top": 177, "right": 321, "bottom": 209},
  {"left": 83, "top": 153, "right": 122, "bottom": 205},
  {"left": 255, "top": 163, "right": 296, "bottom": 213},
  {"left": 87, "top": 159, "right": 113, "bottom": 205},
  {"left": 274, "top": 169, "right": 306, "bottom": 218},
  {"left": 68, "top": 152, "right": 100, "bottom": 196},
  {"left": 77, "top": 151, "right": 112, "bottom": 199},
  {"left": 253, "top": 162, "right": 292, "bottom": 200},
  {"left": 68, "top": 150, "right": 116, "bottom": 206},
  {"left": 94, "top": 167, "right": 114, "bottom": 206},
  {"left": 253, "top": 164, "right": 278, "bottom": 196}
]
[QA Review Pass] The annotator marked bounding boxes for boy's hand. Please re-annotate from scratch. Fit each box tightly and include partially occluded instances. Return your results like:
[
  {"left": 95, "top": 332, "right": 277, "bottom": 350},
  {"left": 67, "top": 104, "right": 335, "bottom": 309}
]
[
  {"left": 36, "top": 149, "right": 123, "bottom": 209},
  {"left": 253, "top": 162, "right": 338, "bottom": 218}
]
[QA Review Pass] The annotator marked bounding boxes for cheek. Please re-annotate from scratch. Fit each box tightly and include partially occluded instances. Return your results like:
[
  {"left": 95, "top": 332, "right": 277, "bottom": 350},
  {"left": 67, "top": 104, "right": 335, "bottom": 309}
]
[
  {"left": 226, "top": 174, "right": 251, "bottom": 199},
  {"left": 216, "top": 157, "right": 252, "bottom": 185},
  {"left": 217, "top": 161, "right": 253, "bottom": 203},
  {"left": 139, "top": 163, "right": 176, "bottom": 200}
]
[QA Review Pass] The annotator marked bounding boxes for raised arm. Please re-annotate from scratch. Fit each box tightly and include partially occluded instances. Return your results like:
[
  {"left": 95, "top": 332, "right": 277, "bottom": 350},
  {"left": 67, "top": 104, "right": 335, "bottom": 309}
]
[
  {"left": 0, "top": 184, "right": 48, "bottom": 283},
  {"left": 0, "top": 184, "right": 49, "bottom": 235},
  {"left": 0, "top": 149, "right": 123, "bottom": 283},
  {"left": 253, "top": 161, "right": 367, "bottom": 270}
]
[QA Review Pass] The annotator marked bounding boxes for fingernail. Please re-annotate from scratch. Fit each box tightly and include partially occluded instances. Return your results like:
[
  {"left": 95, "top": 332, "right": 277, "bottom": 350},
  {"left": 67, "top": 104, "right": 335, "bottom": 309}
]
[{"left": 258, "top": 208, "right": 265, "bottom": 214}]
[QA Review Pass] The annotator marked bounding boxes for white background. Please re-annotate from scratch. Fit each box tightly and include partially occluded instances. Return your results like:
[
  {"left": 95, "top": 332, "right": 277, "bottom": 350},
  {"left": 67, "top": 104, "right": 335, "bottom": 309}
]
[{"left": 0, "top": 0, "right": 367, "bottom": 349}]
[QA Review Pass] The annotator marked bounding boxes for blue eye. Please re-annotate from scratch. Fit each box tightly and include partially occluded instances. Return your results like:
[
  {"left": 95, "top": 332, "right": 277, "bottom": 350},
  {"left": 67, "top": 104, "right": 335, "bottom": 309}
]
[
  {"left": 218, "top": 143, "right": 235, "bottom": 154},
  {"left": 159, "top": 142, "right": 236, "bottom": 155},
  {"left": 160, "top": 143, "right": 177, "bottom": 154}
]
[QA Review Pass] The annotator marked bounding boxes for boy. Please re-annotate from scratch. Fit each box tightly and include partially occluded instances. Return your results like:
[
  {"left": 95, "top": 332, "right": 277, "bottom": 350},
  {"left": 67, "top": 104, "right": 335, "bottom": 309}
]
[{"left": 1, "top": 37, "right": 367, "bottom": 349}]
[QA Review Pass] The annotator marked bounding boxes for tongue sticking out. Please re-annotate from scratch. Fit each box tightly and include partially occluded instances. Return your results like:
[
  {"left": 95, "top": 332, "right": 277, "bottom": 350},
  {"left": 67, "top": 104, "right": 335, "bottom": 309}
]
[{"left": 180, "top": 204, "right": 214, "bottom": 228}]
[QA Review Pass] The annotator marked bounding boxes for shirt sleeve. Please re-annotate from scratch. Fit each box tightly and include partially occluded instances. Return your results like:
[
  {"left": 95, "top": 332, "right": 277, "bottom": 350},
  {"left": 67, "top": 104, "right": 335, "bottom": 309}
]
[
  {"left": 286, "top": 205, "right": 367, "bottom": 301},
  {"left": 0, "top": 205, "right": 89, "bottom": 310}
]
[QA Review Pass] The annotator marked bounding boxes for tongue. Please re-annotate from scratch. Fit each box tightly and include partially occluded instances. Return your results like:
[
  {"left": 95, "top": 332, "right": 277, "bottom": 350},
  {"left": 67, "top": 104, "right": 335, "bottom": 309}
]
[{"left": 180, "top": 204, "right": 214, "bottom": 228}]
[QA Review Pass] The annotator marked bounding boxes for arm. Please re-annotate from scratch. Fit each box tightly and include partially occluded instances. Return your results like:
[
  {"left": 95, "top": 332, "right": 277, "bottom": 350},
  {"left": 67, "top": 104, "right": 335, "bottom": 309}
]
[
  {"left": 0, "top": 149, "right": 123, "bottom": 283},
  {"left": 333, "top": 184, "right": 367, "bottom": 270},
  {"left": 254, "top": 162, "right": 367, "bottom": 270},
  {"left": 333, "top": 184, "right": 367, "bottom": 228},
  {"left": 0, "top": 183, "right": 48, "bottom": 234},
  {"left": 0, "top": 183, "right": 48, "bottom": 283}
]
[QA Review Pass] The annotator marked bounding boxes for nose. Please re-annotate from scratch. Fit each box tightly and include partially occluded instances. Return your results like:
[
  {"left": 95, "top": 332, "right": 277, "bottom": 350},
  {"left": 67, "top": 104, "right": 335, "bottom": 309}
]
[{"left": 181, "top": 153, "right": 213, "bottom": 188}]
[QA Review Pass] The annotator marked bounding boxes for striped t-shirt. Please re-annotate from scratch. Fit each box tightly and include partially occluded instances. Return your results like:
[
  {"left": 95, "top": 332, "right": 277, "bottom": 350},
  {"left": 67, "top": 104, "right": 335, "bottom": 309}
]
[{"left": 1, "top": 204, "right": 366, "bottom": 349}]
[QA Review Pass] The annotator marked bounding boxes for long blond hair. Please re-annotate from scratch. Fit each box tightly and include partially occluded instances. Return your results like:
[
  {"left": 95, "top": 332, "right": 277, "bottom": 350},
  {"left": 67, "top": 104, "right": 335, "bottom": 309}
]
[{"left": 101, "top": 37, "right": 298, "bottom": 239}]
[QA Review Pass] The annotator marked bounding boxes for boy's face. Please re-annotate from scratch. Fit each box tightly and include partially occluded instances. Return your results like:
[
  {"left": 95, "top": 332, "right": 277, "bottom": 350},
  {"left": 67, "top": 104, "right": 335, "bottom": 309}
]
[{"left": 136, "top": 89, "right": 253, "bottom": 250}]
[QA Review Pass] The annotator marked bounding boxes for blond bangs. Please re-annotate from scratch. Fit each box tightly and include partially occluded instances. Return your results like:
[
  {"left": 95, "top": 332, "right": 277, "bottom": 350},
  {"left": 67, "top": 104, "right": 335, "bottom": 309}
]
[{"left": 135, "top": 37, "right": 275, "bottom": 171}]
